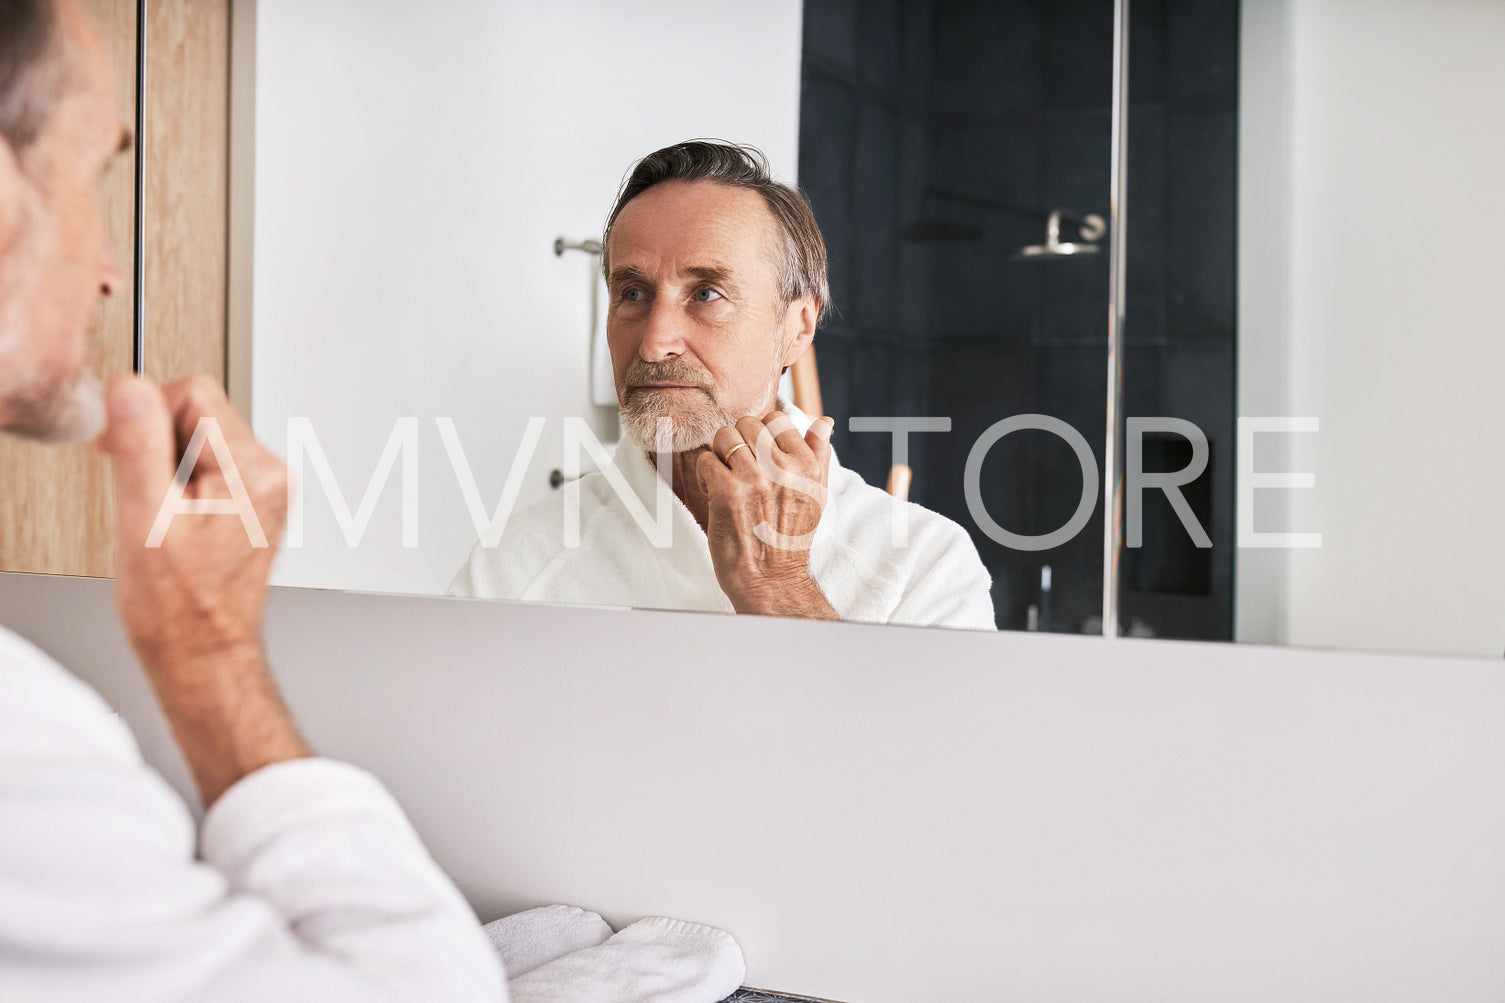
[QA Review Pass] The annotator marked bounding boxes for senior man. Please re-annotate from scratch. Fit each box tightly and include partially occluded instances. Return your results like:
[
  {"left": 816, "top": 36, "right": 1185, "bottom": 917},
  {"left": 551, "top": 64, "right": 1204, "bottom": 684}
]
[
  {"left": 451, "top": 141, "right": 994, "bottom": 629},
  {"left": 0, "top": 1, "right": 503, "bottom": 998}
]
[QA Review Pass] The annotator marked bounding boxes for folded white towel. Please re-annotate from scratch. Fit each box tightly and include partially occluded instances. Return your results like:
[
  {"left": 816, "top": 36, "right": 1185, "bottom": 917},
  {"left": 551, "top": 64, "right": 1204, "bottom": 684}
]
[
  {"left": 507, "top": 915, "right": 746, "bottom": 1003},
  {"left": 483, "top": 905, "right": 614, "bottom": 980}
]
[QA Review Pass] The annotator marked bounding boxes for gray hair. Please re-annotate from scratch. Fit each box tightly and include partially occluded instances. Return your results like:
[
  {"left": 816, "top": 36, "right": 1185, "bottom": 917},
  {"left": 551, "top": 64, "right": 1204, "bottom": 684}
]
[
  {"left": 0, "top": 0, "right": 65, "bottom": 151},
  {"left": 603, "top": 140, "right": 832, "bottom": 325}
]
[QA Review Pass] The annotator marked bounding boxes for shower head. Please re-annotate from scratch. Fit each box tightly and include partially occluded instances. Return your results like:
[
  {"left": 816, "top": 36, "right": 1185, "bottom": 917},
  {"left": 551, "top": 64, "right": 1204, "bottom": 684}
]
[
  {"left": 900, "top": 191, "right": 1106, "bottom": 255},
  {"left": 1010, "top": 241, "right": 1099, "bottom": 261},
  {"left": 1009, "top": 209, "right": 1107, "bottom": 262},
  {"left": 900, "top": 219, "right": 984, "bottom": 243}
]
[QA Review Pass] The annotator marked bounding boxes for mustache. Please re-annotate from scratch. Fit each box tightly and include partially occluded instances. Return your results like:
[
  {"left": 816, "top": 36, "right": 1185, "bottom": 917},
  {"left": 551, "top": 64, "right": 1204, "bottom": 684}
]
[{"left": 622, "top": 360, "right": 715, "bottom": 397}]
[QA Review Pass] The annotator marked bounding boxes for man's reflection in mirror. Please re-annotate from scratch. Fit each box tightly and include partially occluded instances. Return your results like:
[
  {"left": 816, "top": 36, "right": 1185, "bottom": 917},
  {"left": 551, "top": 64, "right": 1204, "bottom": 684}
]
[{"left": 450, "top": 141, "right": 992, "bottom": 628}]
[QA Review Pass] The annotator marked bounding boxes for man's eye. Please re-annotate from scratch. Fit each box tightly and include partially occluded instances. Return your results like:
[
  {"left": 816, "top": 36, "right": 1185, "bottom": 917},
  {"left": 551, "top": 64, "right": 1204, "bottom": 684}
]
[
  {"left": 693, "top": 288, "right": 723, "bottom": 302},
  {"left": 622, "top": 288, "right": 645, "bottom": 302}
]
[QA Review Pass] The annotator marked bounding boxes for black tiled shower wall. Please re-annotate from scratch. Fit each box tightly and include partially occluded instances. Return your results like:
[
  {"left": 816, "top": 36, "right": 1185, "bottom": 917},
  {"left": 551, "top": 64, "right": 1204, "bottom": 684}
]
[{"left": 799, "top": 0, "right": 1237, "bottom": 639}]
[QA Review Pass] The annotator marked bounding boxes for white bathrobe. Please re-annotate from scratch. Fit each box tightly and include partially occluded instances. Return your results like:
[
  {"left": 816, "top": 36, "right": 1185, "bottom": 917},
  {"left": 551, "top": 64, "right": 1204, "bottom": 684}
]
[
  {"left": 0, "top": 625, "right": 506, "bottom": 1001},
  {"left": 450, "top": 406, "right": 995, "bottom": 630}
]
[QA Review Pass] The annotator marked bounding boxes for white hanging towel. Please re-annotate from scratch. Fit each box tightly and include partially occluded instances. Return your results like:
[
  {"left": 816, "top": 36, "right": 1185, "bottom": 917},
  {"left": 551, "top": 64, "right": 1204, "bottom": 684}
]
[{"left": 590, "top": 270, "right": 617, "bottom": 407}]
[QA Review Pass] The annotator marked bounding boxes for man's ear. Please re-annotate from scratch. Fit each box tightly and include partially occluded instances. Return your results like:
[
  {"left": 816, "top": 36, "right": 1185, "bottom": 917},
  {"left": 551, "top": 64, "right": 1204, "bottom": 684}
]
[{"left": 779, "top": 296, "right": 819, "bottom": 369}]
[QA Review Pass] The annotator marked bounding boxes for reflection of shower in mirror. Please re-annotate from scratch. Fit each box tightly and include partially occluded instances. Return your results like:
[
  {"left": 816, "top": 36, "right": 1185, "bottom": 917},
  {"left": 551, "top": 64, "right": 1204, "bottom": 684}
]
[
  {"left": 898, "top": 186, "right": 1106, "bottom": 259},
  {"left": 1010, "top": 209, "right": 1107, "bottom": 262}
]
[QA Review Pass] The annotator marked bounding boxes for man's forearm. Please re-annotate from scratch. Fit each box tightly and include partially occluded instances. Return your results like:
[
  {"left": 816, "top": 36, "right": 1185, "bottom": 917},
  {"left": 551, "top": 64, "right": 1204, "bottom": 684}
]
[{"left": 143, "top": 645, "right": 312, "bottom": 808}]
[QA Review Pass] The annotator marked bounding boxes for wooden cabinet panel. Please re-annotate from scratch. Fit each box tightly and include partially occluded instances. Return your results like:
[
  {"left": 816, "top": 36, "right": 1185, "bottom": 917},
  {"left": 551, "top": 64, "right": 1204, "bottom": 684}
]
[
  {"left": 0, "top": 0, "right": 230, "bottom": 579},
  {"left": 143, "top": 0, "right": 229, "bottom": 385}
]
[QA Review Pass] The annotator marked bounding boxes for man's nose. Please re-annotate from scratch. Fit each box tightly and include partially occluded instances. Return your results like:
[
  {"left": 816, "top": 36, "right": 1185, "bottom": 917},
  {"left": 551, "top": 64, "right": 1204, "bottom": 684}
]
[
  {"left": 100, "top": 245, "right": 125, "bottom": 298},
  {"left": 637, "top": 300, "right": 688, "bottom": 362}
]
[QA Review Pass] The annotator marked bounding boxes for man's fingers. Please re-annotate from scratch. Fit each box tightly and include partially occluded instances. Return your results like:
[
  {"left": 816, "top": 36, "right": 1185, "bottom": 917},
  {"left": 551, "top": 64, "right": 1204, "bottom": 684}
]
[
  {"left": 734, "top": 415, "right": 776, "bottom": 456},
  {"left": 761, "top": 410, "right": 806, "bottom": 455},
  {"left": 101, "top": 375, "right": 176, "bottom": 541},
  {"left": 696, "top": 448, "right": 729, "bottom": 494},
  {"left": 713, "top": 424, "right": 761, "bottom": 475},
  {"left": 162, "top": 375, "right": 253, "bottom": 475},
  {"left": 711, "top": 423, "right": 747, "bottom": 463},
  {"left": 806, "top": 414, "right": 835, "bottom": 443},
  {"left": 805, "top": 416, "right": 836, "bottom": 470}
]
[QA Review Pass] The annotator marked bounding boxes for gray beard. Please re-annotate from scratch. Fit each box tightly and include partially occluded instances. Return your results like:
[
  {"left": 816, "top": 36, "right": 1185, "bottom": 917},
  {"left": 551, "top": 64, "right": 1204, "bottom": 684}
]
[
  {"left": 0, "top": 367, "right": 106, "bottom": 443},
  {"left": 618, "top": 376, "right": 782, "bottom": 453},
  {"left": 0, "top": 306, "right": 106, "bottom": 444},
  {"left": 0, "top": 243, "right": 107, "bottom": 444},
  {"left": 618, "top": 388, "right": 737, "bottom": 452}
]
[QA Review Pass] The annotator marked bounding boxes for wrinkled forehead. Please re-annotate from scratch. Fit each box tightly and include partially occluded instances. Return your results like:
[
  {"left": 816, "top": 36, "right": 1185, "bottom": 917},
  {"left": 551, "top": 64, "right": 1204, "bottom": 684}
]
[
  {"left": 34, "top": 0, "right": 121, "bottom": 145},
  {"left": 71, "top": 1, "right": 120, "bottom": 114},
  {"left": 609, "top": 180, "right": 783, "bottom": 286}
]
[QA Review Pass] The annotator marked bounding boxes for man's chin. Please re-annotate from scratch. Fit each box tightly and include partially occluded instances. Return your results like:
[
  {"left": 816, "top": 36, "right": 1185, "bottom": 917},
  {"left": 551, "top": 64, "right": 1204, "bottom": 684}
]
[
  {"left": 2, "top": 373, "right": 107, "bottom": 444},
  {"left": 618, "top": 406, "right": 724, "bottom": 453}
]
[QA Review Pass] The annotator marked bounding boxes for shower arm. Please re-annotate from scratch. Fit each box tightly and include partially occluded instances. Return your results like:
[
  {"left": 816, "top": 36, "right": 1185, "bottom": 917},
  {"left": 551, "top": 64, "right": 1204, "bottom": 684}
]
[{"left": 924, "top": 187, "right": 1106, "bottom": 240}]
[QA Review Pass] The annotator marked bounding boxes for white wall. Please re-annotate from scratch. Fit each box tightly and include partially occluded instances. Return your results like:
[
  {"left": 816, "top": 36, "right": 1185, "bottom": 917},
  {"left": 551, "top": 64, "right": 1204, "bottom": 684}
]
[
  {"left": 13, "top": 570, "right": 1505, "bottom": 1002},
  {"left": 1238, "top": 0, "right": 1505, "bottom": 657},
  {"left": 251, "top": 0, "right": 804, "bottom": 595}
]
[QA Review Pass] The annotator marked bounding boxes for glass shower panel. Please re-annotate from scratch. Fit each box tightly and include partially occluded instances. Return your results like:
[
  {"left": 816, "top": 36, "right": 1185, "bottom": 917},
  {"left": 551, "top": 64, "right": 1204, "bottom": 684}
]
[
  {"left": 799, "top": 0, "right": 1117, "bottom": 633},
  {"left": 1117, "top": 0, "right": 1239, "bottom": 641}
]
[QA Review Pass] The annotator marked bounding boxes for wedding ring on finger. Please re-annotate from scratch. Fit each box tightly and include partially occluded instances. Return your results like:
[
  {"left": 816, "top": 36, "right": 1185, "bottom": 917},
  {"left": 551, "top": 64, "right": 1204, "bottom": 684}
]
[{"left": 724, "top": 441, "right": 752, "bottom": 465}]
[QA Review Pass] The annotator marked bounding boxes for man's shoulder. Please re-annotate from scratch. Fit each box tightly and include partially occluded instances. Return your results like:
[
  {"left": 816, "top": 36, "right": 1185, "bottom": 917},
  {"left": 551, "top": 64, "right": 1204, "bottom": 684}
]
[
  {"left": 813, "top": 467, "right": 994, "bottom": 628},
  {"left": 446, "top": 469, "right": 657, "bottom": 598},
  {"left": 825, "top": 465, "right": 979, "bottom": 553},
  {"left": 498, "top": 470, "right": 644, "bottom": 548},
  {"left": 1, "top": 625, "right": 89, "bottom": 703},
  {"left": 0, "top": 625, "right": 139, "bottom": 764}
]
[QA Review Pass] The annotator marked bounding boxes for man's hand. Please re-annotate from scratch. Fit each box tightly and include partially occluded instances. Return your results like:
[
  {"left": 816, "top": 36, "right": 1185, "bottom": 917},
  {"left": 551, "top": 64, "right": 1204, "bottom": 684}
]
[
  {"left": 696, "top": 410, "right": 840, "bottom": 619},
  {"left": 100, "top": 374, "right": 309, "bottom": 806},
  {"left": 103, "top": 374, "right": 285, "bottom": 666}
]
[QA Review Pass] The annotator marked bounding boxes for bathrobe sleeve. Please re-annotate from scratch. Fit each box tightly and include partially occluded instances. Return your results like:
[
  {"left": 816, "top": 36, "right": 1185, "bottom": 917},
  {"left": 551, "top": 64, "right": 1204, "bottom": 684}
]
[{"left": 0, "top": 627, "right": 506, "bottom": 1003}]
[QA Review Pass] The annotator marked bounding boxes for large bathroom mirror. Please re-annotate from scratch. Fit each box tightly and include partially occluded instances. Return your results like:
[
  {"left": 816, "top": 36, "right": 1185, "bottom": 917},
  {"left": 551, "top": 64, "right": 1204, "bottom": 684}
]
[
  {"left": 239, "top": 0, "right": 1505, "bottom": 660},
  {"left": 246, "top": 0, "right": 813, "bottom": 596}
]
